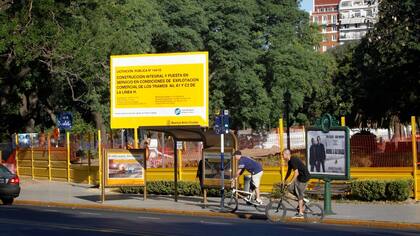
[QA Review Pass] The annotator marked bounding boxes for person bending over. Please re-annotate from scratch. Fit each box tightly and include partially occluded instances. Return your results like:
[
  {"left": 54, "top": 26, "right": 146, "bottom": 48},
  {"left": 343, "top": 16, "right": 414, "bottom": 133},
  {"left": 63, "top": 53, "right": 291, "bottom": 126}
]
[{"left": 232, "top": 150, "right": 264, "bottom": 204}]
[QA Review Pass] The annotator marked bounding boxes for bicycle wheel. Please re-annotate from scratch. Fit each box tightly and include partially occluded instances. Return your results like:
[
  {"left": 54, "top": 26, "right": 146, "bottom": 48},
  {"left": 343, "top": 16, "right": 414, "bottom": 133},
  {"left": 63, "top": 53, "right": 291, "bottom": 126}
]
[
  {"left": 225, "top": 195, "right": 238, "bottom": 213},
  {"left": 254, "top": 195, "right": 270, "bottom": 212},
  {"left": 304, "top": 203, "right": 324, "bottom": 223},
  {"left": 265, "top": 200, "right": 287, "bottom": 222}
]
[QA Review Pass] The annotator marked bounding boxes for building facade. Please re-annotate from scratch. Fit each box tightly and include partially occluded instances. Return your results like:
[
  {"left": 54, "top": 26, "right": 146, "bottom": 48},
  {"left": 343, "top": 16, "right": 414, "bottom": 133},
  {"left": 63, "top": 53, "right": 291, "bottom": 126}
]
[
  {"left": 338, "top": 0, "right": 380, "bottom": 43},
  {"left": 311, "top": 0, "right": 340, "bottom": 52},
  {"left": 310, "top": 0, "right": 380, "bottom": 52}
]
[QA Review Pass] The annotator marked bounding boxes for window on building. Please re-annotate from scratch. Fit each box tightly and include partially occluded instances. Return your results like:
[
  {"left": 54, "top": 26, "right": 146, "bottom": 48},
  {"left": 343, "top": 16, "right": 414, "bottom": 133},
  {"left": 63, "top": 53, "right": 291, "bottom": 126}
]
[
  {"left": 322, "top": 36, "right": 327, "bottom": 42},
  {"left": 354, "top": 1, "right": 362, "bottom": 6},
  {"left": 354, "top": 11, "right": 361, "bottom": 17},
  {"left": 332, "top": 25, "right": 337, "bottom": 31},
  {"left": 322, "top": 46, "right": 327, "bottom": 52},
  {"left": 322, "top": 26, "right": 327, "bottom": 33},
  {"left": 323, "top": 16, "right": 327, "bottom": 23},
  {"left": 332, "top": 15, "right": 337, "bottom": 23},
  {"left": 355, "top": 24, "right": 359, "bottom": 28},
  {"left": 341, "top": 1, "right": 351, "bottom": 7},
  {"left": 332, "top": 34, "right": 337, "bottom": 41}
]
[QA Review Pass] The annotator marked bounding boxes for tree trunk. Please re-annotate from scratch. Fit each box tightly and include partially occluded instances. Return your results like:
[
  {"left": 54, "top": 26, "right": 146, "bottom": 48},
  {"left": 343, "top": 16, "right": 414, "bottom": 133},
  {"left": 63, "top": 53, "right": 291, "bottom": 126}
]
[
  {"left": 92, "top": 111, "right": 106, "bottom": 144},
  {"left": 391, "top": 116, "right": 403, "bottom": 141}
]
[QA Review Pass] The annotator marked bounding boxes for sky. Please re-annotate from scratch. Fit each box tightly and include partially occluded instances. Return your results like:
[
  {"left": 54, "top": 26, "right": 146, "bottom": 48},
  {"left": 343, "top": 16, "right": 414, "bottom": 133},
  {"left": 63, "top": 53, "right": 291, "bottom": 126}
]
[{"left": 299, "top": 0, "right": 313, "bottom": 13}]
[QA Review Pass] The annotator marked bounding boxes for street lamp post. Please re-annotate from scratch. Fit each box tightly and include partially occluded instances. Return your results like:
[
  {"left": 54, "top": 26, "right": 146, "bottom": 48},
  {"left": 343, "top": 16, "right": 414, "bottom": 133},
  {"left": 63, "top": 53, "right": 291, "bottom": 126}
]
[{"left": 284, "top": 89, "right": 291, "bottom": 150}]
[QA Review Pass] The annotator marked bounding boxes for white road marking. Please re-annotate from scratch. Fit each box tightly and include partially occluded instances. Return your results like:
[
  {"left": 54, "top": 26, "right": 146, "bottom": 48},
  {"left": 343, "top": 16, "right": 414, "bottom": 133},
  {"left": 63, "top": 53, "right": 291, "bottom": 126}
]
[
  {"left": 78, "top": 212, "right": 101, "bottom": 216},
  {"left": 200, "top": 221, "right": 233, "bottom": 225},
  {"left": 42, "top": 209, "right": 59, "bottom": 213},
  {"left": 137, "top": 216, "right": 161, "bottom": 220}
]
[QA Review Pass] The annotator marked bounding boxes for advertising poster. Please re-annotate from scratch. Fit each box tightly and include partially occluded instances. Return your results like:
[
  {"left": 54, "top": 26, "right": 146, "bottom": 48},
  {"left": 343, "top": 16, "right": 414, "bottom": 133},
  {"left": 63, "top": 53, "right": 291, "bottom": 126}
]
[
  {"left": 105, "top": 149, "right": 146, "bottom": 186},
  {"left": 110, "top": 52, "right": 209, "bottom": 128},
  {"left": 17, "top": 133, "right": 38, "bottom": 148},
  {"left": 306, "top": 129, "right": 349, "bottom": 178},
  {"left": 203, "top": 151, "right": 232, "bottom": 186}
]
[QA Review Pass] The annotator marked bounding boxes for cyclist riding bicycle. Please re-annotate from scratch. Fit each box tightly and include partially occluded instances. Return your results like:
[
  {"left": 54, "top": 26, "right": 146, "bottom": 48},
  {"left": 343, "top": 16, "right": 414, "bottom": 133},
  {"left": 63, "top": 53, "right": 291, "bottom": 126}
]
[
  {"left": 283, "top": 149, "right": 311, "bottom": 219},
  {"left": 232, "top": 150, "right": 264, "bottom": 205}
]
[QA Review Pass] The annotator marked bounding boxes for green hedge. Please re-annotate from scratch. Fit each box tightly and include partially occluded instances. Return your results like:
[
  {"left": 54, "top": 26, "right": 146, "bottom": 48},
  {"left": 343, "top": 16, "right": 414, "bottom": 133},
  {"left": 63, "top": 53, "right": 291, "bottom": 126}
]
[
  {"left": 350, "top": 179, "right": 413, "bottom": 201},
  {"left": 120, "top": 179, "right": 413, "bottom": 202},
  {"left": 119, "top": 181, "right": 227, "bottom": 197}
]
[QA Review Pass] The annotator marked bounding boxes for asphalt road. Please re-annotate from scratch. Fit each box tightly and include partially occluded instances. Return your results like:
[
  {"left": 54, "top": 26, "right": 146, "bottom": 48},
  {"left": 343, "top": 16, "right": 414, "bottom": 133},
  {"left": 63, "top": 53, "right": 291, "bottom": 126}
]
[{"left": 0, "top": 205, "right": 419, "bottom": 236}]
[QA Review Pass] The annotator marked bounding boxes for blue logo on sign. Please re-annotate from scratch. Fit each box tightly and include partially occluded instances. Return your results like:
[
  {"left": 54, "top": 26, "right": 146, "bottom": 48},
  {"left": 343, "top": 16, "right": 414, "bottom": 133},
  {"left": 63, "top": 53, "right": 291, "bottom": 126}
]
[{"left": 175, "top": 108, "right": 181, "bottom": 115}]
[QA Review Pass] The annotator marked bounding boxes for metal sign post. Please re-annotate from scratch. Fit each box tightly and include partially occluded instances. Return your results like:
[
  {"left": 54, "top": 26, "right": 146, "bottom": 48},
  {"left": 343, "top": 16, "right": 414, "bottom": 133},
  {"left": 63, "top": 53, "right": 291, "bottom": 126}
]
[{"left": 215, "top": 110, "right": 229, "bottom": 211}]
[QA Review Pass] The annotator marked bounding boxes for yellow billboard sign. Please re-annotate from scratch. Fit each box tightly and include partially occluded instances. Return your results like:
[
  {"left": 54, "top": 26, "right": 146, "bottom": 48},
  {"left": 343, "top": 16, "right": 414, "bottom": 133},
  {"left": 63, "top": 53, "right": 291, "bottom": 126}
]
[{"left": 110, "top": 52, "right": 209, "bottom": 128}]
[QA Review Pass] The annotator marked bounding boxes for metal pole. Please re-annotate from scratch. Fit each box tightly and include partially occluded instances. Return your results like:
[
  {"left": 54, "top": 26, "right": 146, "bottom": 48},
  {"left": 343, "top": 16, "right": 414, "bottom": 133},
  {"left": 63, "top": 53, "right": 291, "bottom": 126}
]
[
  {"left": 220, "top": 133, "right": 225, "bottom": 210},
  {"left": 31, "top": 135, "right": 34, "bottom": 180},
  {"left": 279, "top": 118, "right": 285, "bottom": 181},
  {"left": 286, "top": 102, "right": 291, "bottom": 150},
  {"left": 98, "top": 130, "right": 102, "bottom": 189},
  {"left": 67, "top": 132, "right": 70, "bottom": 182},
  {"left": 162, "top": 133, "right": 165, "bottom": 168},
  {"left": 411, "top": 116, "right": 418, "bottom": 201},
  {"left": 174, "top": 138, "right": 178, "bottom": 202},
  {"left": 341, "top": 116, "right": 346, "bottom": 127},
  {"left": 134, "top": 128, "right": 139, "bottom": 149},
  {"left": 179, "top": 143, "right": 183, "bottom": 181},
  {"left": 324, "top": 179, "right": 334, "bottom": 215},
  {"left": 48, "top": 133, "right": 51, "bottom": 181},
  {"left": 15, "top": 134, "right": 19, "bottom": 176},
  {"left": 121, "top": 129, "right": 124, "bottom": 149}
]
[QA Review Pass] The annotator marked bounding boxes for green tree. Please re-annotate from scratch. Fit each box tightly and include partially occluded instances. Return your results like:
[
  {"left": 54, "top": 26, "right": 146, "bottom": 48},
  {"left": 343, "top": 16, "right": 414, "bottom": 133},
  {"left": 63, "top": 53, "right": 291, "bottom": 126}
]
[
  {"left": 356, "top": 0, "right": 420, "bottom": 123},
  {"left": 0, "top": 0, "right": 162, "bottom": 136},
  {"left": 259, "top": 0, "right": 337, "bottom": 126},
  {"left": 203, "top": 0, "right": 271, "bottom": 129}
]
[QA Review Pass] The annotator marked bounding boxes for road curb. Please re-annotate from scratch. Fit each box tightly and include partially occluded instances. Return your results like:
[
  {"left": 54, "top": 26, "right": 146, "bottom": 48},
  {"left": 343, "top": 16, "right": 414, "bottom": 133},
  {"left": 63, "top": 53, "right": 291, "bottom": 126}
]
[
  {"left": 14, "top": 200, "right": 263, "bottom": 220},
  {"left": 14, "top": 200, "right": 420, "bottom": 230}
]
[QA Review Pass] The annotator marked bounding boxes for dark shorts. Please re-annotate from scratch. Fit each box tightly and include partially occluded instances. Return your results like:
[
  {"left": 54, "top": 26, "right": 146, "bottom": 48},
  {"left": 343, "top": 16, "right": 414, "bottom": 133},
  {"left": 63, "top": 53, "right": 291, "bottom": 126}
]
[{"left": 288, "top": 180, "right": 307, "bottom": 200}]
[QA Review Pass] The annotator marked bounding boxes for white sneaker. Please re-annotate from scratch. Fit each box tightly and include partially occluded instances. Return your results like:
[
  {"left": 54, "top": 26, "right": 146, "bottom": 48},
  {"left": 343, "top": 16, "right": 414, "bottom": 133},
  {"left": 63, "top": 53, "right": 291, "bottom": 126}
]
[
  {"left": 292, "top": 213, "right": 304, "bottom": 219},
  {"left": 255, "top": 199, "right": 264, "bottom": 205},
  {"left": 303, "top": 198, "right": 309, "bottom": 203}
]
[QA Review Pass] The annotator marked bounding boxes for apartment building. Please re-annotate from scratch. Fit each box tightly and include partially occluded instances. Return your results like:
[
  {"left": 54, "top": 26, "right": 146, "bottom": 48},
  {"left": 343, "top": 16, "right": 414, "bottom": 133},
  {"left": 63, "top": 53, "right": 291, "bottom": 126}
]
[
  {"left": 339, "top": 0, "right": 380, "bottom": 43},
  {"left": 310, "top": 0, "right": 380, "bottom": 52},
  {"left": 311, "top": 0, "right": 340, "bottom": 52}
]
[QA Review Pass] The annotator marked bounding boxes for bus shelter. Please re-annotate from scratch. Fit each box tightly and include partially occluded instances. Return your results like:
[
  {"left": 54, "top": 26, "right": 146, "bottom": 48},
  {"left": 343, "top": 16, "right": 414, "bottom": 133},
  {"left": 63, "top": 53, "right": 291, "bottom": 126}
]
[{"left": 142, "top": 127, "right": 238, "bottom": 202}]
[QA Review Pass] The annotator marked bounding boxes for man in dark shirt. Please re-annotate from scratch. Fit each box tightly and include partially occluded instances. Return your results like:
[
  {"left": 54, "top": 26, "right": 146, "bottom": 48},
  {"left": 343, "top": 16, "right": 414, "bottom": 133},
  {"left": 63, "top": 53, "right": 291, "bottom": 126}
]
[
  {"left": 233, "top": 150, "right": 264, "bottom": 204},
  {"left": 283, "top": 149, "right": 310, "bottom": 218}
]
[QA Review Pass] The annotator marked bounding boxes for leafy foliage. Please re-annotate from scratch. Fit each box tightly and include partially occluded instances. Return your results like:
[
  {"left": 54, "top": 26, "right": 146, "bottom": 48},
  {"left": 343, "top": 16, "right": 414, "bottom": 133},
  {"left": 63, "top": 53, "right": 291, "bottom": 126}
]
[
  {"left": 332, "top": 0, "right": 420, "bottom": 126},
  {"left": 0, "top": 0, "right": 338, "bottom": 136}
]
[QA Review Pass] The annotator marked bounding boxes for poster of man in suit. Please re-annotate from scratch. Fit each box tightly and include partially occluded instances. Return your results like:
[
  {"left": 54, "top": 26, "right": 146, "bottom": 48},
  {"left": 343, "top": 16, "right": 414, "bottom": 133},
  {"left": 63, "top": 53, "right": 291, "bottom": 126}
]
[{"left": 307, "top": 130, "right": 347, "bottom": 176}]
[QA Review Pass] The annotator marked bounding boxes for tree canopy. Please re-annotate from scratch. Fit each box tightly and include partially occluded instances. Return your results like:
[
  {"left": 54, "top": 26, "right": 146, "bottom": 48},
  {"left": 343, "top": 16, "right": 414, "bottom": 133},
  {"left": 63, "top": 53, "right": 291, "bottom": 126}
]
[
  {"left": 330, "top": 0, "right": 419, "bottom": 127},
  {"left": 0, "top": 0, "right": 340, "bottom": 138}
]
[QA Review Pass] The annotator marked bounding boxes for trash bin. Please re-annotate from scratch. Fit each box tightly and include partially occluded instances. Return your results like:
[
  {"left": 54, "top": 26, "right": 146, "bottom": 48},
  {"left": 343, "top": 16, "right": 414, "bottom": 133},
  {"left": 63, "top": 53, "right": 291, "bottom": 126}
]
[{"left": 244, "top": 175, "right": 251, "bottom": 193}]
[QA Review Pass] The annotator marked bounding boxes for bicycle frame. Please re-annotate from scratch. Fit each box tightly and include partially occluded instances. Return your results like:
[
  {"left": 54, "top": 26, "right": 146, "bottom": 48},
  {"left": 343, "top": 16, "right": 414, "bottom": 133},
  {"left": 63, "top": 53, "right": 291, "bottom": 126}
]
[
  {"left": 232, "top": 188, "right": 258, "bottom": 205},
  {"left": 275, "top": 184, "right": 308, "bottom": 212}
]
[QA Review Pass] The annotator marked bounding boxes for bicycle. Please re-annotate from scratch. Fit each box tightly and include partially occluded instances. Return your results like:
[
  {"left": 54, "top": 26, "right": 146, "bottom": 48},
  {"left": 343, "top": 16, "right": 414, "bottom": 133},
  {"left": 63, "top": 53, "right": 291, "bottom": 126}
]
[
  {"left": 265, "top": 182, "right": 324, "bottom": 223},
  {"left": 225, "top": 179, "right": 269, "bottom": 213}
]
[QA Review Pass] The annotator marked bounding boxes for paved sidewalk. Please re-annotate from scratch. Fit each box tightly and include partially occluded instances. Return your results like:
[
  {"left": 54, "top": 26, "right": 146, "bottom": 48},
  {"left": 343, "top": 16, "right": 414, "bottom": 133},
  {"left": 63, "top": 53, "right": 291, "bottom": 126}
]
[{"left": 15, "top": 179, "right": 420, "bottom": 229}]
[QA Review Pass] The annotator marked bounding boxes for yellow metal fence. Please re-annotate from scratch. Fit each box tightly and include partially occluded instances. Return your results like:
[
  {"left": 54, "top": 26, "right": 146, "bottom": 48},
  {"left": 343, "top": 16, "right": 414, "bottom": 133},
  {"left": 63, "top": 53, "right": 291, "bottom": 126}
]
[{"left": 16, "top": 164, "right": 415, "bottom": 194}]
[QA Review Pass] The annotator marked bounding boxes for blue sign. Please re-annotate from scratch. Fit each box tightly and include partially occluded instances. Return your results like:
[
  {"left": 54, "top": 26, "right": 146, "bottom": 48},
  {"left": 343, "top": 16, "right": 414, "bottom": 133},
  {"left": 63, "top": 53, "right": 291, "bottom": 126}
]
[
  {"left": 57, "top": 112, "right": 73, "bottom": 130},
  {"left": 213, "top": 114, "right": 229, "bottom": 135}
]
